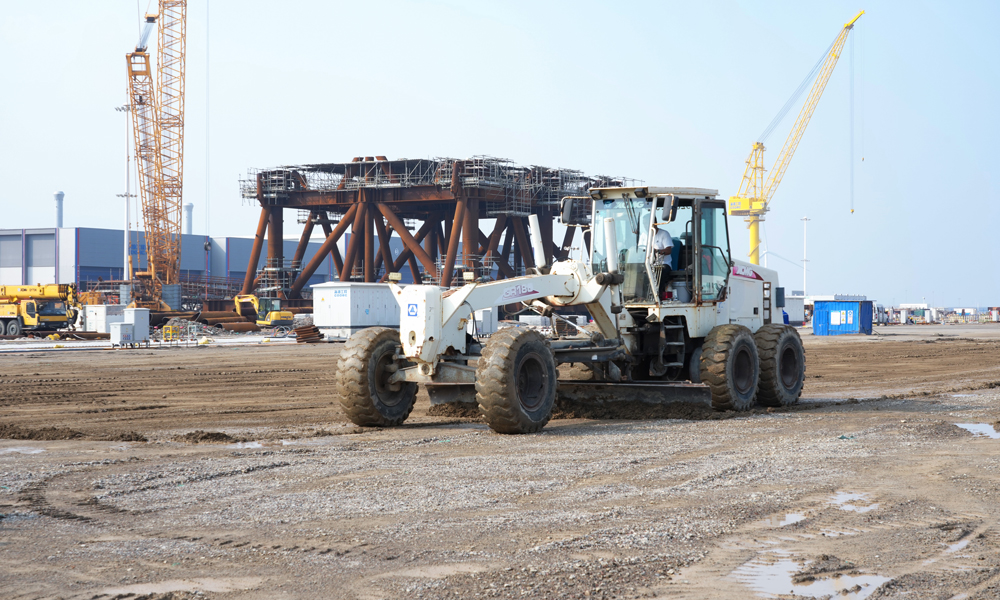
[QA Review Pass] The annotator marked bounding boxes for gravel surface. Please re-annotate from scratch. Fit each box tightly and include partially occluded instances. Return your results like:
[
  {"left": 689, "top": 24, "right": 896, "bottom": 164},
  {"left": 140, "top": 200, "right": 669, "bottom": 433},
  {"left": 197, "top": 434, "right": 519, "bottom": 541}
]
[{"left": 3, "top": 324, "right": 1000, "bottom": 598}]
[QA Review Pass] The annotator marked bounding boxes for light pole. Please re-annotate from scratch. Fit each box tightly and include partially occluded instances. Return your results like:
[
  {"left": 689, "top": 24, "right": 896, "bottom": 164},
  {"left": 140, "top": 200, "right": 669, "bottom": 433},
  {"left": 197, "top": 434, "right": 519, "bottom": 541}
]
[
  {"left": 801, "top": 216, "right": 810, "bottom": 296},
  {"left": 115, "top": 104, "right": 135, "bottom": 281}
]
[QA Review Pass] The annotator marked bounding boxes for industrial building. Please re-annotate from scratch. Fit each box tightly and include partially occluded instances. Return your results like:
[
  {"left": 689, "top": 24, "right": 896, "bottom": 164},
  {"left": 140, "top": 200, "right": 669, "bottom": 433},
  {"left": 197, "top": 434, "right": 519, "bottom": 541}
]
[{"left": 0, "top": 227, "right": 412, "bottom": 291}]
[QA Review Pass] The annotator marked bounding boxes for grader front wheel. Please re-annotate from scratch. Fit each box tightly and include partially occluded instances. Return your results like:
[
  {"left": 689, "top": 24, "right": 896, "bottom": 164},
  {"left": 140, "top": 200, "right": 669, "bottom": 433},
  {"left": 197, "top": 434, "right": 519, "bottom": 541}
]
[
  {"left": 476, "top": 328, "right": 557, "bottom": 434},
  {"left": 336, "top": 327, "right": 416, "bottom": 427}
]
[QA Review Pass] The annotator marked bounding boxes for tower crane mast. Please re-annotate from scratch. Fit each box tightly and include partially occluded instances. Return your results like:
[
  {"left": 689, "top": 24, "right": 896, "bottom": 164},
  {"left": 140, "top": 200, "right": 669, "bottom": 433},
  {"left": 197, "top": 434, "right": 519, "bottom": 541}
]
[
  {"left": 729, "top": 10, "right": 863, "bottom": 265},
  {"left": 125, "top": 1, "right": 187, "bottom": 309}
]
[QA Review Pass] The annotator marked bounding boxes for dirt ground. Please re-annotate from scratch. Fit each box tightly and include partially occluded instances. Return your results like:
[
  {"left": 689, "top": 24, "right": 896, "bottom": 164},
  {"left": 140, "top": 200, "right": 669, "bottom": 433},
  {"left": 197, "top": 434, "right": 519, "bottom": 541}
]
[{"left": 3, "top": 324, "right": 1000, "bottom": 599}]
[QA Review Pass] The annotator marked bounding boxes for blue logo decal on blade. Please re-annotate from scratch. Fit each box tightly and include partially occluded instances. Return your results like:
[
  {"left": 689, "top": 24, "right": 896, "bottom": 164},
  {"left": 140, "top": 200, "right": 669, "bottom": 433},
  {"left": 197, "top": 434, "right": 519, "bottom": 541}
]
[{"left": 407, "top": 304, "right": 418, "bottom": 317}]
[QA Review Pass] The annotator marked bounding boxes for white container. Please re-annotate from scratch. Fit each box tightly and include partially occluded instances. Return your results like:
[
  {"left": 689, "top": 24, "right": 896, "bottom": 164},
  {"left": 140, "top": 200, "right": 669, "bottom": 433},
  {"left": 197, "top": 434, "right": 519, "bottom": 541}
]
[
  {"left": 784, "top": 297, "right": 805, "bottom": 326},
  {"left": 467, "top": 307, "right": 499, "bottom": 336},
  {"left": 518, "top": 315, "right": 550, "bottom": 327},
  {"left": 85, "top": 304, "right": 125, "bottom": 333},
  {"left": 110, "top": 322, "right": 134, "bottom": 345},
  {"left": 311, "top": 282, "right": 401, "bottom": 339},
  {"left": 669, "top": 281, "right": 691, "bottom": 303},
  {"left": 124, "top": 308, "right": 150, "bottom": 342}
]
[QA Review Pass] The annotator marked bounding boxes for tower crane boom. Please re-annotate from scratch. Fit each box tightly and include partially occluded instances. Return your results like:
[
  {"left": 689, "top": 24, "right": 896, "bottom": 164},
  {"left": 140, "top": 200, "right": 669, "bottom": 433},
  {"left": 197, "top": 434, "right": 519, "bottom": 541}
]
[{"left": 729, "top": 10, "right": 863, "bottom": 265}]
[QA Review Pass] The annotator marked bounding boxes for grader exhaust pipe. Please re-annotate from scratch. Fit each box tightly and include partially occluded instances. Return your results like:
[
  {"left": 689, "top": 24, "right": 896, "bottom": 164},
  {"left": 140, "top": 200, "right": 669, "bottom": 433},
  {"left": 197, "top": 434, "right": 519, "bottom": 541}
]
[
  {"left": 603, "top": 217, "right": 619, "bottom": 274},
  {"left": 528, "top": 214, "right": 549, "bottom": 270}
]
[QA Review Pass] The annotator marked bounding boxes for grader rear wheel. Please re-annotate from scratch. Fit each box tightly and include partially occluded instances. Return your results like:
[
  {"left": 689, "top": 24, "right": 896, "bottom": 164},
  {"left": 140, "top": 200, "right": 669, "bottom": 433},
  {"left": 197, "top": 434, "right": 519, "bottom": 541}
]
[
  {"left": 476, "top": 328, "right": 557, "bottom": 434},
  {"left": 336, "top": 327, "right": 416, "bottom": 427},
  {"left": 700, "top": 324, "right": 759, "bottom": 411},
  {"left": 755, "top": 324, "right": 805, "bottom": 406}
]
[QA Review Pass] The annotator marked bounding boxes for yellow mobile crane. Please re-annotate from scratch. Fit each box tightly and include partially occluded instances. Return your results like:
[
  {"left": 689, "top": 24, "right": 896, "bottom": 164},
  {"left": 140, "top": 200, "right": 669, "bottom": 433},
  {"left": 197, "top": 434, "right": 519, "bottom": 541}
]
[
  {"left": 125, "top": 1, "right": 187, "bottom": 309},
  {"left": 0, "top": 284, "right": 78, "bottom": 336},
  {"left": 729, "top": 10, "right": 863, "bottom": 265}
]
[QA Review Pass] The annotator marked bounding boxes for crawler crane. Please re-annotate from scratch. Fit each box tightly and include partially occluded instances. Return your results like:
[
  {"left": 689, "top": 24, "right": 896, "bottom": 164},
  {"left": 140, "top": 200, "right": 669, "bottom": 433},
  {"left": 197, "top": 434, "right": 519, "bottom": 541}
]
[{"left": 125, "top": 1, "right": 187, "bottom": 309}]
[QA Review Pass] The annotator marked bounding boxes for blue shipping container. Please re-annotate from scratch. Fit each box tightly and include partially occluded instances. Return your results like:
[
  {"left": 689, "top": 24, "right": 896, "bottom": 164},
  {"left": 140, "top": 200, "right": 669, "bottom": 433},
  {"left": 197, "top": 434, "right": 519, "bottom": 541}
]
[{"left": 813, "top": 301, "right": 873, "bottom": 336}]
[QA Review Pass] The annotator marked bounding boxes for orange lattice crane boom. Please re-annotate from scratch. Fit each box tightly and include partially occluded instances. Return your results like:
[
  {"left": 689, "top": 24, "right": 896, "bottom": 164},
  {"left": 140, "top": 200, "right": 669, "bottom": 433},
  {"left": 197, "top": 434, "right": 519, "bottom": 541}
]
[{"left": 125, "top": 1, "right": 187, "bottom": 309}]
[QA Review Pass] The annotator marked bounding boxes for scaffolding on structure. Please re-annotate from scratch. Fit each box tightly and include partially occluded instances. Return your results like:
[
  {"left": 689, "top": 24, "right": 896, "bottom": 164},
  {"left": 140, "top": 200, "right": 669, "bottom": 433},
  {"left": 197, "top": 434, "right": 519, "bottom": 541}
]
[{"left": 237, "top": 155, "right": 639, "bottom": 298}]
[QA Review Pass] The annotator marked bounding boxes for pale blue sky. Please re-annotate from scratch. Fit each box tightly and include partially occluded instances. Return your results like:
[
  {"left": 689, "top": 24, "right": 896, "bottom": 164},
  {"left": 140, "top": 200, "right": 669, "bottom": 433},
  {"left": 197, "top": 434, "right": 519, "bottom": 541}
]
[{"left": 1, "top": 1, "right": 997, "bottom": 307}]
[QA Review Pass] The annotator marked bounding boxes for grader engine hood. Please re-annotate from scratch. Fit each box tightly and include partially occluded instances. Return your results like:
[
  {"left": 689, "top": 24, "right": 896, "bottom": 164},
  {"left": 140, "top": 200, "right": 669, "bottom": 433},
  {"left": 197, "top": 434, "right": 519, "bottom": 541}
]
[
  {"left": 389, "top": 266, "right": 604, "bottom": 369},
  {"left": 392, "top": 284, "right": 444, "bottom": 364}
]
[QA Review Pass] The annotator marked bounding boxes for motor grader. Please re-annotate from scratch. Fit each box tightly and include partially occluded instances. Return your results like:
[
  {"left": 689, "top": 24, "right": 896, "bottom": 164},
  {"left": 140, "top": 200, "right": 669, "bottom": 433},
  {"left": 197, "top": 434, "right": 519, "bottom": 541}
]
[{"left": 336, "top": 186, "right": 806, "bottom": 434}]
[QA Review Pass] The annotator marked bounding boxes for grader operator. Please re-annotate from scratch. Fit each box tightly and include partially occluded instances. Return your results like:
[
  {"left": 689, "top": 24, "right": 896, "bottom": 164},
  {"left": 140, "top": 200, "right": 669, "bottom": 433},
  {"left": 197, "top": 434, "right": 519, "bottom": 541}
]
[{"left": 336, "top": 187, "right": 806, "bottom": 434}]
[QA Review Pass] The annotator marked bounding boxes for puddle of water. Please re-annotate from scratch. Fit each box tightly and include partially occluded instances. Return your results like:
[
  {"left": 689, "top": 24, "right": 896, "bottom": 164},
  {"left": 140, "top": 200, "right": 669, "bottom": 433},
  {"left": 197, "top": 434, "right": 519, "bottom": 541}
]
[
  {"left": 0, "top": 447, "right": 45, "bottom": 455},
  {"left": 924, "top": 536, "right": 974, "bottom": 567},
  {"left": 732, "top": 551, "right": 889, "bottom": 599},
  {"left": 820, "top": 528, "right": 862, "bottom": 537},
  {"left": 955, "top": 423, "right": 1000, "bottom": 439},
  {"left": 231, "top": 441, "right": 263, "bottom": 449},
  {"left": 100, "top": 577, "right": 262, "bottom": 595},
  {"left": 830, "top": 492, "right": 879, "bottom": 513},
  {"left": 756, "top": 513, "right": 806, "bottom": 528},
  {"left": 951, "top": 394, "right": 975, "bottom": 398}
]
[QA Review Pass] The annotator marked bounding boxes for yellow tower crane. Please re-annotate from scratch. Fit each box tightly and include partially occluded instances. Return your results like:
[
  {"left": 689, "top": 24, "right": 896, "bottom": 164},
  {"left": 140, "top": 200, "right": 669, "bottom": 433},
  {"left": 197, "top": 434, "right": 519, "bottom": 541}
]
[
  {"left": 729, "top": 10, "right": 863, "bottom": 265},
  {"left": 125, "top": 1, "right": 187, "bottom": 309}
]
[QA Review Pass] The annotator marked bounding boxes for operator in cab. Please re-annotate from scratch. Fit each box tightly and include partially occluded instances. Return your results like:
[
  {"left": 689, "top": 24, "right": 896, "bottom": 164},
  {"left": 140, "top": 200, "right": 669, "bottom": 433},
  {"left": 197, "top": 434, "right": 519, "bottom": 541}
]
[{"left": 653, "top": 226, "right": 673, "bottom": 299}]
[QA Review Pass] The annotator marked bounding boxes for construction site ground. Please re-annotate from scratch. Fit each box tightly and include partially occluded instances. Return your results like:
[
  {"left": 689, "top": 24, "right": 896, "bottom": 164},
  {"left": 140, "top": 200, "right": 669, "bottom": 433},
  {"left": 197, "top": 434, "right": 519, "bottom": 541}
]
[{"left": 4, "top": 324, "right": 1000, "bottom": 599}]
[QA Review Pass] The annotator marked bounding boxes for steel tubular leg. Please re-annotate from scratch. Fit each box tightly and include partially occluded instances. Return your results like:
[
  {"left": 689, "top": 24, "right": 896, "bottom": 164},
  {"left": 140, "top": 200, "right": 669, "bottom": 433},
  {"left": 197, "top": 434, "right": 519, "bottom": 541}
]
[{"left": 241, "top": 206, "right": 271, "bottom": 295}]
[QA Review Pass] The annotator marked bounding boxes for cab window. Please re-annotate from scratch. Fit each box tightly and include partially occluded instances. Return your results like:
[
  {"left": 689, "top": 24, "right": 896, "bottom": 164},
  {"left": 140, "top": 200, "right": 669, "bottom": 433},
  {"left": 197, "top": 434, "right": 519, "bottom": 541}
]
[
  {"left": 38, "top": 301, "right": 66, "bottom": 316},
  {"left": 698, "top": 203, "right": 731, "bottom": 302}
]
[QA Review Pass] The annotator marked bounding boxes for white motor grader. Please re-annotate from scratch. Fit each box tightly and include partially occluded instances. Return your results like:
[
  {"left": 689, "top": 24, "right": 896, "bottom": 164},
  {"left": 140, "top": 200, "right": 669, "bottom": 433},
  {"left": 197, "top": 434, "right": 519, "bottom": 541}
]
[{"left": 336, "top": 186, "right": 805, "bottom": 434}]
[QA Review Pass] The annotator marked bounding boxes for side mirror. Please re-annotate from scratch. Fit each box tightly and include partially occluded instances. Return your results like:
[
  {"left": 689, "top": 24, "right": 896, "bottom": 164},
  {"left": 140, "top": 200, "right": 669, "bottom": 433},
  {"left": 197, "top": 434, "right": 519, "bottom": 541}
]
[
  {"left": 560, "top": 197, "right": 574, "bottom": 224},
  {"left": 660, "top": 194, "right": 678, "bottom": 223},
  {"left": 560, "top": 197, "right": 590, "bottom": 226}
]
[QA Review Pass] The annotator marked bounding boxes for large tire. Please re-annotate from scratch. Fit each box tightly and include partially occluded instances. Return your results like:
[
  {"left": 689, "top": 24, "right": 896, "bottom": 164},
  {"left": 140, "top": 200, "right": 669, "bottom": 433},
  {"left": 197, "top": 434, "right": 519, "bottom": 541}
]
[
  {"left": 336, "top": 327, "right": 416, "bottom": 427},
  {"left": 476, "top": 328, "right": 557, "bottom": 434},
  {"left": 687, "top": 345, "right": 703, "bottom": 383},
  {"left": 755, "top": 324, "right": 805, "bottom": 407},
  {"left": 700, "top": 324, "right": 759, "bottom": 411},
  {"left": 7, "top": 319, "right": 22, "bottom": 337}
]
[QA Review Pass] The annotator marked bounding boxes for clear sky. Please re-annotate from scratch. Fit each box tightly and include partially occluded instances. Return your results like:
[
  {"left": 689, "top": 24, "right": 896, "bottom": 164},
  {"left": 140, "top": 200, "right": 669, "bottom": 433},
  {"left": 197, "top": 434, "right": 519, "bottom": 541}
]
[{"left": 1, "top": 1, "right": 997, "bottom": 307}]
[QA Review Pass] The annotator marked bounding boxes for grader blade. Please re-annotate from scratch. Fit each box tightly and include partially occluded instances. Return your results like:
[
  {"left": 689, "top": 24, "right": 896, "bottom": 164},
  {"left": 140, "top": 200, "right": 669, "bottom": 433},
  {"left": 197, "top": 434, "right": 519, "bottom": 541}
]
[{"left": 556, "top": 381, "right": 712, "bottom": 407}]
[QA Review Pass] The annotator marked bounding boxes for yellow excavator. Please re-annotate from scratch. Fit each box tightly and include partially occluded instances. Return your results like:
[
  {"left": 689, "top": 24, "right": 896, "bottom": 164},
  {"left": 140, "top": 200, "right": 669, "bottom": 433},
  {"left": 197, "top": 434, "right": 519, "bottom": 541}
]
[{"left": 234, "top": 294, "right": 294, "bottom": 328}]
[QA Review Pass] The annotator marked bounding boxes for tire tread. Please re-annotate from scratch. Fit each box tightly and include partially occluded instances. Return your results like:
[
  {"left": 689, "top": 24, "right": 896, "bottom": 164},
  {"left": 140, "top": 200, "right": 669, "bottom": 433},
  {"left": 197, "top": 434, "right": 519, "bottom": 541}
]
[
  {"left": 476, "top": 328, "right": 554, "bottom": 434},
  {"left": 336, "top": 327, "right": 415, "bottom": 426},
  {"left": 700, "top": 324, "right": 758, "bottom": 411},
  {"left": 755, "top": 324, "right": 805, "bottom": 407}
]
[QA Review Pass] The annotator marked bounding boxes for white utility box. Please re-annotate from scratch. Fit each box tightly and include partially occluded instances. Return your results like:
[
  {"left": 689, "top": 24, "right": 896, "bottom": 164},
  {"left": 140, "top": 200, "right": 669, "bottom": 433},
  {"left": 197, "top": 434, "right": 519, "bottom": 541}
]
[
  {"left": 124, "top": 308, "right": 150, "bottom": 342},
  {"left": 110, "top": 322, "right": 134, "bottom": 345},
  {"left": 784, "top": 297, "right": 805, "bottom": 326},
  {"left": 311, "top": 282, "right": 401, "bottom": 339},
  {"left": 85, "top": 305, "right": 125, "bottom": 333},
  {"left": 467, "top": 307, "right": 499, "bottom": 336}
]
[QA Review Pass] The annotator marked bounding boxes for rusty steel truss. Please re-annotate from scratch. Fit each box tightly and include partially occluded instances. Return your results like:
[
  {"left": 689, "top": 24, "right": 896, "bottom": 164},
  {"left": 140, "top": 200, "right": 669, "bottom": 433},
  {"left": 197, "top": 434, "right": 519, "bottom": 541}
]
[{"left": 238, "top": 156, "right": 636, "bottom": 298}]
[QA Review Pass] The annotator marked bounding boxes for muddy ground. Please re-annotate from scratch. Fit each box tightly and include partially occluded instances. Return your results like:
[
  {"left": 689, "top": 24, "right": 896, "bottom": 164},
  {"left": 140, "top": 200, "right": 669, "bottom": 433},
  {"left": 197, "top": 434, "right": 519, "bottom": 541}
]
[{"left": 2, "top": 324, "right": 1000, "bottom": 599}]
